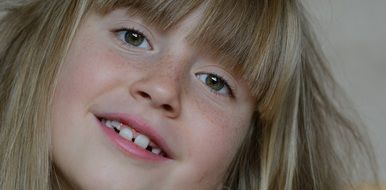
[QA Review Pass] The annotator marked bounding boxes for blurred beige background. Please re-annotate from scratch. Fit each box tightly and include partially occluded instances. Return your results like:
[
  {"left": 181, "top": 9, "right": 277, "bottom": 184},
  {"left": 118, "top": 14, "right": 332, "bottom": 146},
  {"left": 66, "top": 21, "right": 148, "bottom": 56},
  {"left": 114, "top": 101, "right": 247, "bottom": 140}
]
[{"left": 305, "top": 0, "right": 386, "bottom": 181}]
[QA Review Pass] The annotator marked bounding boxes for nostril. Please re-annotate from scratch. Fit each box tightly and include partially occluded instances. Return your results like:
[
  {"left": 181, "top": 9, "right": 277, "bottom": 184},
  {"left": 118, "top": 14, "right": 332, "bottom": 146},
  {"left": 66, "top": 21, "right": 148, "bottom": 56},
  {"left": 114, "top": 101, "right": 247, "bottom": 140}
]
[
  {"left": 139, "top": 91, "right": 151, "bottom": 99},
  {"left": 162, "top": 104, "right": 173, "bottom": 112}
]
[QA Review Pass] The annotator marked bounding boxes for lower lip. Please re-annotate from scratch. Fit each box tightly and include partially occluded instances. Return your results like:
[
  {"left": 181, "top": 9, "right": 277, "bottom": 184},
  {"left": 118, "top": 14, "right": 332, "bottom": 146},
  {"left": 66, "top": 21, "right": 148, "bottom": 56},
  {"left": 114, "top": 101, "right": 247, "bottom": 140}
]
[{"left": 96, "top": 117, "right": 169, "bottom": 162}]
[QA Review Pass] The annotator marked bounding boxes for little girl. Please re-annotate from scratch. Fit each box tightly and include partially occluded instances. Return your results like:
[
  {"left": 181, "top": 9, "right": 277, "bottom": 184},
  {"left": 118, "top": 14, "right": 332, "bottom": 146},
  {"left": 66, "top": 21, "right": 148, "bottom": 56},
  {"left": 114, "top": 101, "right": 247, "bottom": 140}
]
[{"left": 0, "top": 0, "right": 378, "bottom": 189}]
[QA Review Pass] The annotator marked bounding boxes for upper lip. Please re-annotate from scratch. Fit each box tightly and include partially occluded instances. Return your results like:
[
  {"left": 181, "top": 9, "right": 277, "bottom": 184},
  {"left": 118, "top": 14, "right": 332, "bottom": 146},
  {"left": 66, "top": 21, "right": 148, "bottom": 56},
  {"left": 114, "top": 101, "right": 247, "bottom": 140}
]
[{"left": 95, "top": 112, "right": 174, "bottom": 159}]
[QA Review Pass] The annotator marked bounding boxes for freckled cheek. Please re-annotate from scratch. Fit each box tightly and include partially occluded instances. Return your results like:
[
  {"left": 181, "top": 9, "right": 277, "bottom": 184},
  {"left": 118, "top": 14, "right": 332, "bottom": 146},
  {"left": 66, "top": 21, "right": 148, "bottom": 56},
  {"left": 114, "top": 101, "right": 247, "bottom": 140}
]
[
  {"left": 182, "top": 101, "right": 250, "bottom": 185},
  {"left": 183, "top": 121, "right": 247, "bottom": 187},
  {"left": 192, "top": 117, "right": 246, "bottom": 164}
]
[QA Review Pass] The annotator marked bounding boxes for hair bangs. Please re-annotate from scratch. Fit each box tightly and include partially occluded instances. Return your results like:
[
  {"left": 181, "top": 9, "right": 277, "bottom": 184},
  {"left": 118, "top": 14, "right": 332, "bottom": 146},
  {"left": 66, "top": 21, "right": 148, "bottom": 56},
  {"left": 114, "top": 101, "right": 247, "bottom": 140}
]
[
  {"left": 188, "top": 0, "right": 261, "bottom": 73},
  {"left": 94, "top": 0, "right": 204, "bottom": 29},
  {"left": 190, "top": 0, "right": 300, "bottom": 110},
  {"left": 93, "top": 0, "right": 301, "bottom": 112}
]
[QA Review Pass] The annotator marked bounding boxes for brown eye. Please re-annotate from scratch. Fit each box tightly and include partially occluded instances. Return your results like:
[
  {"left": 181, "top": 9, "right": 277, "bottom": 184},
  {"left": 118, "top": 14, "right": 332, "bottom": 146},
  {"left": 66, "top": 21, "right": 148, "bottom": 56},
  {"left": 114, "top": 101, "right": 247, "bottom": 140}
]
[
  {"left": 196, "top": 73, "right": 232, "bottom": 96},
  {"left": 116, "top": 28, "right": 150, "bottom": 49}
]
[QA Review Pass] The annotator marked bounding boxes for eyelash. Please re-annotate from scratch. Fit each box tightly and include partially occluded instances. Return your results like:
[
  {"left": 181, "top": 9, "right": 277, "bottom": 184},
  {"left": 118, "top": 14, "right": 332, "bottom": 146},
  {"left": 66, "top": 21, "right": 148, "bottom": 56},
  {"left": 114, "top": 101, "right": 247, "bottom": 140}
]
[
  {"left": 113, "top": 27, "right": 151, "bottom": 49},
  {"left": 196, "top": 72, "right": 235, "bottom": 98}
]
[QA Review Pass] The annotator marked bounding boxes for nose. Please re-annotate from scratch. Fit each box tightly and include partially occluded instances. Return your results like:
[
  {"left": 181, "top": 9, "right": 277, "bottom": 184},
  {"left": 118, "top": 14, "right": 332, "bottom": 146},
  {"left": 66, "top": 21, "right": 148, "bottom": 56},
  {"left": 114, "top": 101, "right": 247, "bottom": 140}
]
[{"left": 130, "top": 70, "right": 182, "bottom": 118}]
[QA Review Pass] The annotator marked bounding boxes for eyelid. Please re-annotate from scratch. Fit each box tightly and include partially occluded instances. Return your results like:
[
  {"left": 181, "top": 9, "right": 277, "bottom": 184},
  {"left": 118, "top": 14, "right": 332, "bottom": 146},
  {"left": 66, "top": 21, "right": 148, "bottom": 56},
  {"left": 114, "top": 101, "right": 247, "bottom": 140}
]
[
  {"left": 110, "top": 18, "right": 157, "bottom": 51},
  {"left": 196, "top": 72, "right": 235, "bottom": 98},
  {"left": 114, "top": 27, "right": 153, "bottom": 50},
  {"left": 115, "top": 27, "right": 146, "bottom": 39}
]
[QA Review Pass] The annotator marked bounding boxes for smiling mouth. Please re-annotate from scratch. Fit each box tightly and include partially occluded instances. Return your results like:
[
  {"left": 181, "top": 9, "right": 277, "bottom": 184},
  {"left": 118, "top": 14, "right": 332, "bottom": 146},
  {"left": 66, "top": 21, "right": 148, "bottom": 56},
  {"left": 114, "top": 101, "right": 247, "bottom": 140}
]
[{"left": 97, "top": 117, "right": 168, "bottom": 158}]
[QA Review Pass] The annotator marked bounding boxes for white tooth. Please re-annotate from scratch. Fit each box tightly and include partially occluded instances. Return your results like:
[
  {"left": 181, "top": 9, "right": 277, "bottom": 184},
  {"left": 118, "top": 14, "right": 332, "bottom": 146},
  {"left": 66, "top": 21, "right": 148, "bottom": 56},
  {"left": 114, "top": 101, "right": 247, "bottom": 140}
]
[
  {"left": 105, "top": 120, "right": 113, "bottom": 129},
  {"left": 134, "top": 134, "right": 150, "bottom": 149},
  {"left": 119, "top": 128, "right": 133, "bottom": 141},
  {"left": 151, "top": 148, "right": 161, "bottom": 155},
  {"left": 111, "top": 120, "right": 121, "bottom": 130}
]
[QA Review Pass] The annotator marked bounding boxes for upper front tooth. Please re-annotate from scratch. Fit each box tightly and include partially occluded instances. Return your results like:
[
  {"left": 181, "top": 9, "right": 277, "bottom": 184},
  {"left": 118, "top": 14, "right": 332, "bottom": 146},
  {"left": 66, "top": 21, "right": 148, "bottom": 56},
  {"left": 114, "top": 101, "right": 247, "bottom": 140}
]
[
  {"left": 119, "top": 128, "right": 133, "bottom": 141},
  {"left": 105, "top": 120, "right": 113, "bottom": 128},
  {"left": 111, "top": 120, "right": 121, "bottom": 130},
  {"left": 134, "top": 134, "right": 150, "bottom": 149}
]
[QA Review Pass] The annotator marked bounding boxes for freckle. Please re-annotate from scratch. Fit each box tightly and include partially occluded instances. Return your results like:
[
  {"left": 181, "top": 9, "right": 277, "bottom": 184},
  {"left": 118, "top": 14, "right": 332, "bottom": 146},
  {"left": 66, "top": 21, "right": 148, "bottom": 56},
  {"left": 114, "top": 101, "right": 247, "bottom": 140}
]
[
  {"left": 158, "top": 53, "right": 186, "bottom": 81},
  {"left": 195, "top": 99, "right": 228, "bottom": 128},
  {"left": 197, "top": 170, "right": 208, "bottom": 183}
]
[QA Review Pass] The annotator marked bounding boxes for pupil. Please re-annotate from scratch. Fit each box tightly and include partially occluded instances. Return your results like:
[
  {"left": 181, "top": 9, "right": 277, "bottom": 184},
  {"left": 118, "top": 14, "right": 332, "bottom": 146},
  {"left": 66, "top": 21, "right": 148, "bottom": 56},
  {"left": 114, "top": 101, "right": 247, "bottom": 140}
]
[
  {"left": 206, "top": 75, "right": 224, "bottom": 91},
  {"left": 125, "top": 30, "right": 144, "bottom": 46}
]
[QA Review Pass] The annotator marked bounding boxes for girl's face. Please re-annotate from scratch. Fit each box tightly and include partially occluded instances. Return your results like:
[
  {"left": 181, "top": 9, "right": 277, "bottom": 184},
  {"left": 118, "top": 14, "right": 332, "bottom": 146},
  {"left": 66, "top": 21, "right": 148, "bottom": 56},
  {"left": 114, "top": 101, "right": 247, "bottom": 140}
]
[{"left": 52, "top": 7, "right": 254, "bottom": 190}]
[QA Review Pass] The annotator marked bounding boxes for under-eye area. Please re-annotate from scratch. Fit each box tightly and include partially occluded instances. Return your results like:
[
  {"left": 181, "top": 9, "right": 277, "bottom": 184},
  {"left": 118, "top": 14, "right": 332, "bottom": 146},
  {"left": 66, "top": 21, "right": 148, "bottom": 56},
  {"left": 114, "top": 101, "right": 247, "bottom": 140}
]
[{"left": 97, "top": 117, "right": 167, "bottom": 158}]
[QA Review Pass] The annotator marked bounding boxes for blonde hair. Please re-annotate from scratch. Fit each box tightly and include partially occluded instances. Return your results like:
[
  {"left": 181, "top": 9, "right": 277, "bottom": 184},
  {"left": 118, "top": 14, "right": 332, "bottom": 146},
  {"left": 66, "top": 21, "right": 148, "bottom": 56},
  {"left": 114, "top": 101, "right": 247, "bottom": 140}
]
[{"left": 0, "top": 0, "right": 378, "bottom": 189}]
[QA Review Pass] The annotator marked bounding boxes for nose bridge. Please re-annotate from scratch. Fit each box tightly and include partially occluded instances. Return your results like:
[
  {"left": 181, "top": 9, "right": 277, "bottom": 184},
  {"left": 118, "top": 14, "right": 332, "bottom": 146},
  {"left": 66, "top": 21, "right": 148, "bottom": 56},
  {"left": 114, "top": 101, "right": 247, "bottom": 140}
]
[
  {"left": 130, "top": 51, "right": 190, "bottom": 118},
  {"left": 156, "top": 53, "right": 187, "bottom": 81},
  {"left": 148, "top": 64, "right": 181, "bottom": 100}
]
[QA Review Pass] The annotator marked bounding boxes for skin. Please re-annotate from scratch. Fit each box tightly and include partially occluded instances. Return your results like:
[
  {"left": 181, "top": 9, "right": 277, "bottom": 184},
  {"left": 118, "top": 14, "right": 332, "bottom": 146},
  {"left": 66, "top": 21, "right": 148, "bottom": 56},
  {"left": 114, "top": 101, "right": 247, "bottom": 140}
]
[{"left": 52, "top": 7, "right": 255, "bottom": 190}]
